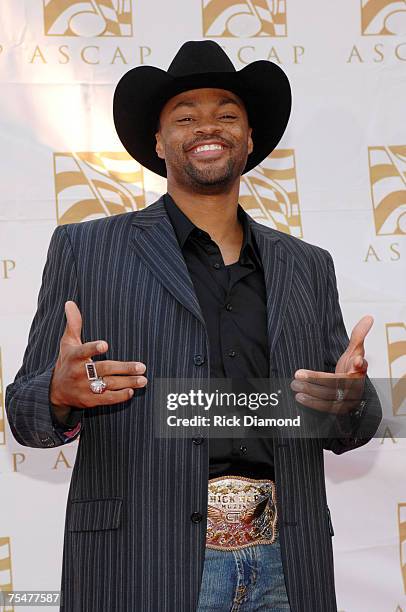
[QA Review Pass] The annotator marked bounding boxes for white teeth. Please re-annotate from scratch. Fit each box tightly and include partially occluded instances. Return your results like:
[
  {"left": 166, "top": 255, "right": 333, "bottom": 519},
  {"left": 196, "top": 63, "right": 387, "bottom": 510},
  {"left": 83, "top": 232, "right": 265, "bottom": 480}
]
[{"left": 194, "top": 144, "right": 223, "bottom": 153}]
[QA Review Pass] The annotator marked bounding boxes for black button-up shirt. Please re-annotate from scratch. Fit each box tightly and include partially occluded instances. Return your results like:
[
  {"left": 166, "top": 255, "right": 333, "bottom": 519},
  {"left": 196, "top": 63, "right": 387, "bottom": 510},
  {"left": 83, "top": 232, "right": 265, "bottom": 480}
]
[{"left": 164, "top": 194, "right": 274, "bottom": 481}]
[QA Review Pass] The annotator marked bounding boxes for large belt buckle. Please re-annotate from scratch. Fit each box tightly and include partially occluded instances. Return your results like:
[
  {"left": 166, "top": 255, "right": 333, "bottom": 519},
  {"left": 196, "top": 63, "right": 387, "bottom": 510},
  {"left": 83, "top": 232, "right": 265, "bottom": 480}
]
[{"left": 206, "top": 476, "right": 277, "bottom": 551}]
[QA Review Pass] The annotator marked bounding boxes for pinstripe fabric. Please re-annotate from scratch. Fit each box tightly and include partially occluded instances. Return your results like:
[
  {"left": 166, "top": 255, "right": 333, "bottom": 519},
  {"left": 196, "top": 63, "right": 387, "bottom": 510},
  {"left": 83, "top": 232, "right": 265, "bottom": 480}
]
[{"left": 6, "top": 196, "right": 381, "bottom": 612}]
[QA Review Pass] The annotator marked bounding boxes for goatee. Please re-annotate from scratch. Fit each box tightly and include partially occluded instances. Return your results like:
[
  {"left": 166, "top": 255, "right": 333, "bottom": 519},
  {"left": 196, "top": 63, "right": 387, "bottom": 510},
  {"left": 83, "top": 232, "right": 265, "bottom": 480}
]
[{"left": 183, "top": 159, "right": 238, "bottom": 193}]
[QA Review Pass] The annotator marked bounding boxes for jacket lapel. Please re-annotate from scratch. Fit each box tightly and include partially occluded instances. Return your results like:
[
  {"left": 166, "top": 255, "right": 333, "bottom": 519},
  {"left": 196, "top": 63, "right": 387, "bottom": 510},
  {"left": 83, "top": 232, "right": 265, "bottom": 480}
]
[
  {"left": 130, "top": 197, "right": 294, "bottom": 357},
  {"left": 130, "top": 197, "right": 205, "bottom": 327},
  {"left": 248, "top": 219, "right": 294, "bottom": 358}
]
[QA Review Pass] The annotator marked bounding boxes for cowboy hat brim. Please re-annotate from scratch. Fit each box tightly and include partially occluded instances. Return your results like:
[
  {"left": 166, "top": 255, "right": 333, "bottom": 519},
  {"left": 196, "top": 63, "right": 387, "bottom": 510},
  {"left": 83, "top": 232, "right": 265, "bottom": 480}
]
[{"left": 113, "top": 60, "right": 292, "bottom": 177}]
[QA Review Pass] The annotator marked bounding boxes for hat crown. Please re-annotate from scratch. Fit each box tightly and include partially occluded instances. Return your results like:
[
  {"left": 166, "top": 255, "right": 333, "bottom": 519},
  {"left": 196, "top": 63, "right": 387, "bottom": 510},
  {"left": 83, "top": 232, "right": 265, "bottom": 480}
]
[{"left": 167, "top": 40, "right": 236, "bottom": 77}]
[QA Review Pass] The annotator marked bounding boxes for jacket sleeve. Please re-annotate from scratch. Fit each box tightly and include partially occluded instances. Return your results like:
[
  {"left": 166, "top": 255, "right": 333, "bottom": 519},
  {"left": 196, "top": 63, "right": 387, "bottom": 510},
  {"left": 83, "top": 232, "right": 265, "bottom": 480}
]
[
  {"left": 5, "top": 225, "right": 84, "bottom": 448},
  {"left": 320, "top": 251, "right": 382, "bottom": 455}
]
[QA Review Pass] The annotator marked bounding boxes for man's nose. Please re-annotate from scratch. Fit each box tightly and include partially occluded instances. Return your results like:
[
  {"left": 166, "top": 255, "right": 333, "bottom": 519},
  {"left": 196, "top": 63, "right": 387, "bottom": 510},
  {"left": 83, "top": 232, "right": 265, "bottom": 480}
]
[{"left": 193, "top": 117, "right": 222, "bottom": 135}]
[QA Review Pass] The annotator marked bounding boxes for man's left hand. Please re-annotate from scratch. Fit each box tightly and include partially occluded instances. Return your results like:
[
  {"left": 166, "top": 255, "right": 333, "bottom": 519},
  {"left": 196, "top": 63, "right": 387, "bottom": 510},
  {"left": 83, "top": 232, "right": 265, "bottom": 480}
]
[{"left": 290, "top": 315, "right": 374, "bottom": 415}]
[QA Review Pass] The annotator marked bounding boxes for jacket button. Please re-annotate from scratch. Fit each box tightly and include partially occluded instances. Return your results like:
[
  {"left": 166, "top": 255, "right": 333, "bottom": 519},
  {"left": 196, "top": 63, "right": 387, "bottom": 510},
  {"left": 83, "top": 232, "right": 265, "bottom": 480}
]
[
  {"left": 193, "top": 354, "right": 205, "bottom": 366},
  {"left": 192, "top": 435, "right": 204, "bottom": 445},
  {"left": 191, "top": 512, "right": 203, "bottom": 523}
]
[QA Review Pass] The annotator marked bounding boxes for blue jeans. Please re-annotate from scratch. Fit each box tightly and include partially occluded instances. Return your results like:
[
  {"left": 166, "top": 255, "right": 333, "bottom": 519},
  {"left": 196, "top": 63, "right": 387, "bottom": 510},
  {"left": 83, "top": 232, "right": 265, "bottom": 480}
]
[{"left": 196, "top": 537, "right": 291, "bottom": 611}]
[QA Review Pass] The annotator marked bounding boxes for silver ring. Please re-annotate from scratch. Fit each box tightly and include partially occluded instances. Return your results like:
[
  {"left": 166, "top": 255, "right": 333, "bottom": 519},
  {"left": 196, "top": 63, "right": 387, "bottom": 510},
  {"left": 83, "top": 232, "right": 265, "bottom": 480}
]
[
  {"left": 85, "top": 360, "right": 99, "bottom": 381},
  {"left": 90, "top": 378, "right": 107, "bottom": 394},
  {"left": 335, "top": 387, "right": 345, "bottom": 402}
]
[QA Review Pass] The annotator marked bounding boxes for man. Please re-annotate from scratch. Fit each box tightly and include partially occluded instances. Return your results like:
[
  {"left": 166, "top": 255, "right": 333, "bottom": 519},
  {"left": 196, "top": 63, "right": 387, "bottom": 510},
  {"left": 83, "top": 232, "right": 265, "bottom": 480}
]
[{"left": 6, "top": 41, "right": 381, "bottom": 611}]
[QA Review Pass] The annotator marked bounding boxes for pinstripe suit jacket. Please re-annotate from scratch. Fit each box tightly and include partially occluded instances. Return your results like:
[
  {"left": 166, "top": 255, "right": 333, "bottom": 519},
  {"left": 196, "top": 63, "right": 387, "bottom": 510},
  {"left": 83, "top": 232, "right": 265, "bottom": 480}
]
[{"left": 6, "top": 196, "right": 381, "bottom": 612}]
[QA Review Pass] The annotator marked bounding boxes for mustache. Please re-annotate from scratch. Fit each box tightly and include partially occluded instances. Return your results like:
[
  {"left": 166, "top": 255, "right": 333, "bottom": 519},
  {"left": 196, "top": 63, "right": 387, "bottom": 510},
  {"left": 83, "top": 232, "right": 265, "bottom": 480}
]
[{"left": 183, "top": 136, "right": 233, "bottom": 152}]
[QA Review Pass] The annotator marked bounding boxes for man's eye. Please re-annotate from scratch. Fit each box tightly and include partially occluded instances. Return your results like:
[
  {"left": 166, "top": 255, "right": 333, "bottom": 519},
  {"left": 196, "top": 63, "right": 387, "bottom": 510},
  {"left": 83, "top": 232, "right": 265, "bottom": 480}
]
[
  {"left": 220, "top": 114, "right": 237, "bottom": 120},
  {"left": 177, "top": 117, "right": 194, "bottom": 122}
]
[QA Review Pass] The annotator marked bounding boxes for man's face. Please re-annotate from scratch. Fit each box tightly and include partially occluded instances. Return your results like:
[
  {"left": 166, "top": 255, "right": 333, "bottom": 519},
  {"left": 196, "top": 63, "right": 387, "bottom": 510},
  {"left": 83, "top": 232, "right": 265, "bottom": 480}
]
[{"left": 155, "top": 88, "right": 253, "bottom": 192}]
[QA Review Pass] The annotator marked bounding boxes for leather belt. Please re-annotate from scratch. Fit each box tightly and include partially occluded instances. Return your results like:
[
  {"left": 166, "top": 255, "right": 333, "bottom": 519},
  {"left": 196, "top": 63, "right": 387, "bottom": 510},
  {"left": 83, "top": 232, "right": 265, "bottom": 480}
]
[{"left": 206, "top": 476, "right": 277, "bottom": 551}]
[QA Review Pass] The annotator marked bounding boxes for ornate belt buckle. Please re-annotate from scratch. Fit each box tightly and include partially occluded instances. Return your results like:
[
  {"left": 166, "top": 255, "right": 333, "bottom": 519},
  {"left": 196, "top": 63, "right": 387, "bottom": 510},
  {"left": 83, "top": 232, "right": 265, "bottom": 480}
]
[{"left": 206, "top": 476, "right": 278, "bottom": 551}]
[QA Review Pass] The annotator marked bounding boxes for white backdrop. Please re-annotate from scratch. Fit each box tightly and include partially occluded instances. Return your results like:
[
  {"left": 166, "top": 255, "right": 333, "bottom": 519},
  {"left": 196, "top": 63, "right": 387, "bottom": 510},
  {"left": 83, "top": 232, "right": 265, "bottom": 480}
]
[{"left": 0, "top": 1, "right": 405, "bottom": 610}]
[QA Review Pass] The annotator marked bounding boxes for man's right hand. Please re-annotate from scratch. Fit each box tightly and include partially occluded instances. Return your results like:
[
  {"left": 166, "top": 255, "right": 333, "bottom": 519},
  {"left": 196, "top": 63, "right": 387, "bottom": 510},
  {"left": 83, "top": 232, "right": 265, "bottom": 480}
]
[{"left": 50, "top": 301, "right": 147, "bottom": 421}]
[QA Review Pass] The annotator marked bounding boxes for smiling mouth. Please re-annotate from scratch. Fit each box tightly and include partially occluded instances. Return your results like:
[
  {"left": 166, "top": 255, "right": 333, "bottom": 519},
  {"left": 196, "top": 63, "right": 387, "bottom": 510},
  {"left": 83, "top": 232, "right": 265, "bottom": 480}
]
[
  {"left": 187, "top": 142, "right": 228, "bottom": 159},
  {"left": 192, "top": 143, "right": 225, "bottom": 153}
]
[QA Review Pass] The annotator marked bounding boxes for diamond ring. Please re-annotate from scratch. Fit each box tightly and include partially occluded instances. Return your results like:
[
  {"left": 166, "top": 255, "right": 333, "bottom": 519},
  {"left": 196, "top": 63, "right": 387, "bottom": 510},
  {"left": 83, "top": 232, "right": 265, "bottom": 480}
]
[{"left": 89, "top": 378, "right": 107, "bottom": 394}]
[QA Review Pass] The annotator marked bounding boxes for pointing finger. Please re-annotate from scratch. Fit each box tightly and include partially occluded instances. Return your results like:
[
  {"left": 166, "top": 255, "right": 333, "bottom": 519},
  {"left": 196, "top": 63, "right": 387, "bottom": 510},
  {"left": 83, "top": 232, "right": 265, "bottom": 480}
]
[{"left": 97, "top": 361, "right": 147, "bottom": 376}]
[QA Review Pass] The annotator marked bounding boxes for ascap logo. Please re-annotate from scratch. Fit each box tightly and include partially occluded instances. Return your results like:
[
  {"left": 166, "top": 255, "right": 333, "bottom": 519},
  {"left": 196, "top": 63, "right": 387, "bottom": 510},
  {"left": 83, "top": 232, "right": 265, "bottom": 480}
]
[
  {"left": 346, "top": 2, "right": 406, "bottom": 62},
  {"left": 0, "top": 349, "right": 5, "bottom": 446},
  {"left": 43, "top": 0, "right": 133, "bottom": 37},
  {"left": 398, "top": 503, "right": 406, "bottom": 593},
  {"left": 361, "top": 0, "right": 406, "bottom": 36},
  {"left": 53, "top": 151, "right": 145, "bottom": 225},
  {"left": 386, "top": 323, "right": 406, "bottom": 416},
  {"left": 368, "top": 146, "right": 406, "bottom": 236},
  {"left": 0, "top": 537, "right": 14, "bottom": 612},
  {"left": 202, "top": 0, "right": 287, "bottom": 38},
  {"left": 240, "top": 149, "right": 302, "bottom": 237}
]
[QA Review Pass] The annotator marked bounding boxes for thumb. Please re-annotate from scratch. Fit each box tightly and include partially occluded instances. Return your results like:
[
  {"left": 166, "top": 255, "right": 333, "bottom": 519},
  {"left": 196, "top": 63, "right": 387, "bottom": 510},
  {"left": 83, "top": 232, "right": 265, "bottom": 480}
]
[
  {"left": 63, "top": 301, "right": 83, "bottom": 345},
  {"left": 348, "top": 315, "right": 374, "bottom": 354}
]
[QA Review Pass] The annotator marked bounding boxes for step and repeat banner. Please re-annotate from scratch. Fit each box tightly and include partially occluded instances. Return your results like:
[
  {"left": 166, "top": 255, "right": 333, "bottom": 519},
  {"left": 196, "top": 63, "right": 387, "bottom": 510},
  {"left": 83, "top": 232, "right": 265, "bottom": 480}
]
[{"left": 0, "top": 1, "right": 405, "bottom": 610}]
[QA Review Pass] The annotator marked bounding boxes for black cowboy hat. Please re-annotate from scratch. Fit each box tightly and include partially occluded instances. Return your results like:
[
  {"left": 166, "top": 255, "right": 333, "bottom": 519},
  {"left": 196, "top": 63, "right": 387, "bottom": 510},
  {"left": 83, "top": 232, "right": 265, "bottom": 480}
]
[{"left": 113, "top": 40, "right": 291, "bottom": 177}]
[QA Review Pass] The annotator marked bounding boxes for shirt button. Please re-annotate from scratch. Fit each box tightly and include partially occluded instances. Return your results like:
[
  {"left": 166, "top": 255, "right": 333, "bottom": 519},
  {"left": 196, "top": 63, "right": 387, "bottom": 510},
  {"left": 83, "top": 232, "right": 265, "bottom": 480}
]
[
  {"left": 240, "top": 445, "right": 248, "bottom": 454},
  {"left": 191, "top": 512, "right": 203, "bottom": 523},
  {"left": 213, "top": 263, "right": 221, "bottom": 269},
  {"left": 193, "top": 354, "right": 205, "bottom": 366},
  {"left": 225, "top": 303, "right": 233, "bottom": 311},
  {"left": 228, "top": 350, "right": 236, "bottom": 358},
  {"left": 192, "top": 435, "right": 204, "bottom": 445}
]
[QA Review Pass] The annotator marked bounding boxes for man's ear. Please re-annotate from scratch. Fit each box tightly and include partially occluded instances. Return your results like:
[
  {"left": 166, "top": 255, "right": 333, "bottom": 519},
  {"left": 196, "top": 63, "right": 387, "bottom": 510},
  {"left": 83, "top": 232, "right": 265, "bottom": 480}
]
[
  {"left": 155, "top": 132, "right": 165, "bottom": 160},
  {"left": 247, "top": 127, "right": 254, "bottom": 155}
]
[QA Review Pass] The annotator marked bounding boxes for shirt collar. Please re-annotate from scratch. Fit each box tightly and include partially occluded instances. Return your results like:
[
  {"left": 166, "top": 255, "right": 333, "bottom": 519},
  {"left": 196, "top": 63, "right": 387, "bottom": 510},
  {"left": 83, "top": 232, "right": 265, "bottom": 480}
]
[
  {"left": 163, "top": 193, "right": 194, "bottom": 248},
  {"left": 163, "top": 193, "right": 261, "bottom": 267}
]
